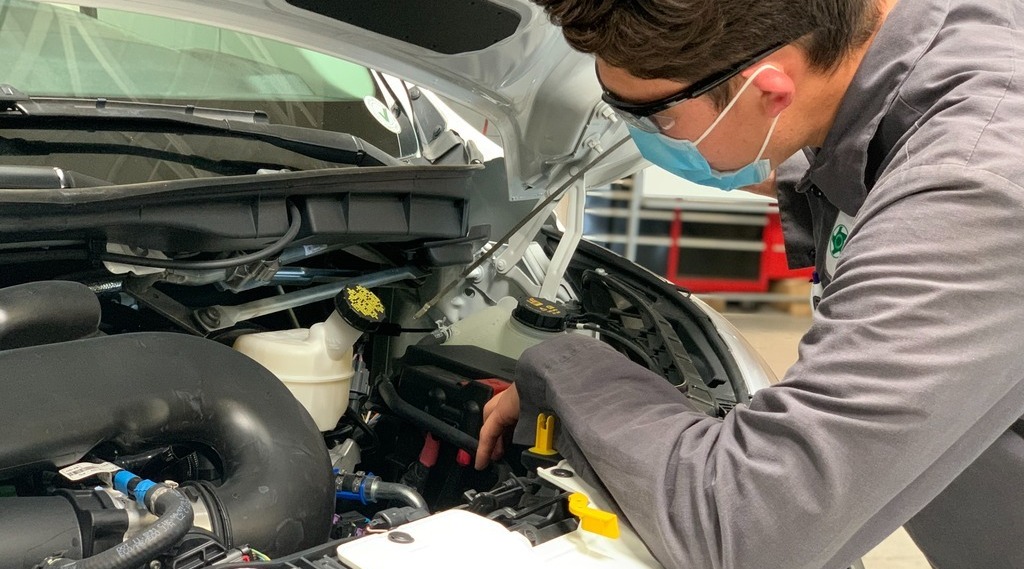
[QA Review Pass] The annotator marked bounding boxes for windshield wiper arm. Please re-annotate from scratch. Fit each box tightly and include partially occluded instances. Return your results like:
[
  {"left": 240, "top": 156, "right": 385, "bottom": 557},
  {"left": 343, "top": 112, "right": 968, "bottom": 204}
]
[{"left": 0, "top": 85, "right": 401, "bottom": 168}]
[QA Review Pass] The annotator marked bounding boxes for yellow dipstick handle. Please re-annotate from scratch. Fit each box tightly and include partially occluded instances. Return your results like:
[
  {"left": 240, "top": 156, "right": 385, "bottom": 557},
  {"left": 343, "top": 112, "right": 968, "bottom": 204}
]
[
  {"left": 568, "top": 493, "right": 620, "bottom": 539},
  {"left": 530, "top": 413, "right": 558, "bottom": 456}
]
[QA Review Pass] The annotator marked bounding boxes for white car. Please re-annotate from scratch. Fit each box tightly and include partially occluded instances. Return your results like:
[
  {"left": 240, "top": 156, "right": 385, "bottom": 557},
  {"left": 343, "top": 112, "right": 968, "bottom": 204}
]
[{"left": 0, "top": 1, "right": 843, "bottom": 568}]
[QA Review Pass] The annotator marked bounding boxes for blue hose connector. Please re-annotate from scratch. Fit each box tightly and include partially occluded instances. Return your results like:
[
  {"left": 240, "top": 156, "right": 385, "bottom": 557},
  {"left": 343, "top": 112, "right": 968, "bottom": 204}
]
[{"left": 112, "top": 469, "right": 160, "bottom": 507}]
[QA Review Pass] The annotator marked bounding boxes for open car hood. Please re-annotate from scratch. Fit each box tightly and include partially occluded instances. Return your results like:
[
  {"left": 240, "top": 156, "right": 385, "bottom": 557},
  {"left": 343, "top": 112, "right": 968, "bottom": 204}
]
[{"left": 45, "top": 0, "right": 644, "bottom": 200}]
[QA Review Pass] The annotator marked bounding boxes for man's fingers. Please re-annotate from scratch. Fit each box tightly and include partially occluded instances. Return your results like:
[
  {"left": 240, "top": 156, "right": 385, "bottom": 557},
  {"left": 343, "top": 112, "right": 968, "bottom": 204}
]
[
  {"left": 476, "top": 386, "right": 520, "bottom": 470},
  {"left": 492, "top": 437, "right": 505, "bottom": 461},
  {"left": 476, "top": 418, "right": 499, "bottom": 470},
  {"left": 482, "top": 393, "right": 499, "bottom": 422}
]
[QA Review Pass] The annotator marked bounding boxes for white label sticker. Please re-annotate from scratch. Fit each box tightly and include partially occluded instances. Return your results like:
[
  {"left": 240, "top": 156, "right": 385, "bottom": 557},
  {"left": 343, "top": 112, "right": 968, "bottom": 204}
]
[
  {"left": 59, "top": 461, "right": 121, "bottom": 481},
  {"left": 364, "top": 96, "right": 402, "bottom": 134}
]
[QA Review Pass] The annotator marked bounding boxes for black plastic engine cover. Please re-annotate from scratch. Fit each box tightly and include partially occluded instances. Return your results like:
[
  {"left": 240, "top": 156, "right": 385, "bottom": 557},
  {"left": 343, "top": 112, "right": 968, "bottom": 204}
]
[{"left": 397, "top": 345, "right": 516, "bottom": 438}]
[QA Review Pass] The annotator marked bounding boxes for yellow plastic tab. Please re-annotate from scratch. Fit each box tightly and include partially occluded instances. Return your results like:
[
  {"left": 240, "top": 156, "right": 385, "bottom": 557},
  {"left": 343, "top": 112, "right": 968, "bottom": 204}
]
[
  {"left": 529, "top": 413, "right": 558, "bottom": 456},
  {"left": 568, "top": 493, "right": 620, "bottom": 539}
]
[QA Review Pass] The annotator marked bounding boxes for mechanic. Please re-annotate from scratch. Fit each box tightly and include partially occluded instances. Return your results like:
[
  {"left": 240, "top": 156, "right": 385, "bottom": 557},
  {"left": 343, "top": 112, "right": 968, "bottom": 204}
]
[{"left": 476, "top": 0, "right": 1024, "bottom": 567}]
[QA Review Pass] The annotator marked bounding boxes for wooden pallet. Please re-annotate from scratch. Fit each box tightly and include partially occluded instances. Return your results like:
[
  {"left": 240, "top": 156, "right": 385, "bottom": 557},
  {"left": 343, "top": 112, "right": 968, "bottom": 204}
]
[{"left": 769, "top": 279, "right": 813, "bottom": 317}]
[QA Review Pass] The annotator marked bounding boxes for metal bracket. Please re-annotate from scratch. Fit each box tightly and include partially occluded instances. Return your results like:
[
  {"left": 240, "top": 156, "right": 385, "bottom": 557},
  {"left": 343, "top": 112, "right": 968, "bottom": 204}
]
[
  {"left": 195, "top": 267, "right": 424, "bottom": 333},
  {"left": 123, "top": 276, "right": 205, "bottom": 336}
]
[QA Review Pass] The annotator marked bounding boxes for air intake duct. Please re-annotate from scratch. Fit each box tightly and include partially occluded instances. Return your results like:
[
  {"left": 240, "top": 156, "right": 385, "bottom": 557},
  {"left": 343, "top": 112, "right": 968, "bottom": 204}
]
[{"left": 0, "top": 332, "right": 334, "bottom": 559}]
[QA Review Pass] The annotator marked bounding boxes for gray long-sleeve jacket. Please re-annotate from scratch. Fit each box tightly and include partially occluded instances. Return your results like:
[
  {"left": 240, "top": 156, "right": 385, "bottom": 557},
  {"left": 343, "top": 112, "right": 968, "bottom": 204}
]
[{"left": 513, "top": 0, "right": 1024, "bottom": 567}]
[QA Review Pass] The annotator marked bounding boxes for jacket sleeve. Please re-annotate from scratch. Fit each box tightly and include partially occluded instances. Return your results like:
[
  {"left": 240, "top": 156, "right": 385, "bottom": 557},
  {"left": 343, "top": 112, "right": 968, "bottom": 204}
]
[{"left": 513, "top": 166, "right": 1024, "bottom": 569}]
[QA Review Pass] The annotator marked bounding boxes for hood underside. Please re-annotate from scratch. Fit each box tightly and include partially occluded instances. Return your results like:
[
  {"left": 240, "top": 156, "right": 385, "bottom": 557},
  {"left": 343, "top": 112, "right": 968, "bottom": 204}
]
[{"left": 34, "top": 0, "right": 643, "bottom": 199}]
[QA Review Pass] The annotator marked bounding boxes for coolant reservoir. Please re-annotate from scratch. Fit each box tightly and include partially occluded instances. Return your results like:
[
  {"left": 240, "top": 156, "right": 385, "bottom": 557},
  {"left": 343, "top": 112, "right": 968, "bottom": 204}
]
[
  {"left": 233, "top": 286, "right": 385, "bottom": 431},
  {"left": 444, "top": 296, "right": 567, "bottom": 359}
]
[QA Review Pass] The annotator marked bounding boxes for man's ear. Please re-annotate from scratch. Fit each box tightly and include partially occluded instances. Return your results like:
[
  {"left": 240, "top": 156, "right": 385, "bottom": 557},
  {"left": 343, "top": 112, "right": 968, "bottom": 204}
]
[{"left": 746, "top": 66, "right": 795, "bottom": 118}]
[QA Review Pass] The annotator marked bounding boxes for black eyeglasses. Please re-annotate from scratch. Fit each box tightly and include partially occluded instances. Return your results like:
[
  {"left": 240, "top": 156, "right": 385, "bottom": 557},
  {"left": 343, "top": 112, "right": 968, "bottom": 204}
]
[{"left": 599, "top": 41, "right": 788, "bottom": 133}]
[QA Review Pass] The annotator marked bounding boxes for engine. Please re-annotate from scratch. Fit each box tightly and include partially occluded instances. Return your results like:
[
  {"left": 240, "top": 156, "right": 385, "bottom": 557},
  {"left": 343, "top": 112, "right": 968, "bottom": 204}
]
[{"left": 0, "top": 230, "right": 743, "bottom": 569}]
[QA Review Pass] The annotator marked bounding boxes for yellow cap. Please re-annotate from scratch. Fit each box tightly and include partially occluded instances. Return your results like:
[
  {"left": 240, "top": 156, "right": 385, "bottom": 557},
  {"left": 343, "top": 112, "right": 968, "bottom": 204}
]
[
  {"left": 335, "top": 285, "right": 386, "bottom": 332},
  {"left": 346, "top": 286, "right": 386, "bottom": 320},
  {"left": 568, "top": 493, "right": 620, "bottom": 539},
  {"left": 529, "top": 413, "right": 558, "bottom": 456}
]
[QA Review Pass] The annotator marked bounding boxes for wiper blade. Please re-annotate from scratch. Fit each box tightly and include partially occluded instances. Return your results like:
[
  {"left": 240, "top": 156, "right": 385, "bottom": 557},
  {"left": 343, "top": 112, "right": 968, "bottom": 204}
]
[{"left": 0, "top": 85, "right": 401, "bottom": 168}]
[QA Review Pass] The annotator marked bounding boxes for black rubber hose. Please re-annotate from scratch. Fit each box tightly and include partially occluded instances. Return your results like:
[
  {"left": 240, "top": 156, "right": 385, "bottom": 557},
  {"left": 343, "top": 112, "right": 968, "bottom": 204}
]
[
  {"left": 371, "top": 480, "right": 428, "bottom": 511},
  {"left": 579, "top": 323, "right": 659, "bottom": 371},
  {"left": 51, "top": 486, "right": 193, "bottom": 569},
  {"left": 378, "top": 380, "right": 479, "bottom": 452}
]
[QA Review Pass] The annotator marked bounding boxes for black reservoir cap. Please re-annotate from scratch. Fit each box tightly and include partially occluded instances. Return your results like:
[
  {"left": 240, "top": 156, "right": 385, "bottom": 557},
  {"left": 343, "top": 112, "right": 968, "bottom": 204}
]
[
  {"left": 512, "top": 297, "right": 566, "bottom": 333},
  {"left": 335, "top": 286, "right": 386, "bottom": 332}
]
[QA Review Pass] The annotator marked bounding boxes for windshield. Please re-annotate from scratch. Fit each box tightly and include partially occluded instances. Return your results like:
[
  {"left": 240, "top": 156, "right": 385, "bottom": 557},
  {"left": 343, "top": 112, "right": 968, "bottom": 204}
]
[{"left": 0, "top": 0, "right": 409, "bottom": 182}]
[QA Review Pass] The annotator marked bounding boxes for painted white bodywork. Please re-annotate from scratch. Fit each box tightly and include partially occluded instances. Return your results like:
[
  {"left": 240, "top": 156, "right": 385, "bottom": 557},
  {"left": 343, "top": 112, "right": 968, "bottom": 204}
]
[
  {"left": 336, "top": 461, "right": 663, "bottom": 568},
  {"left": 35, "top": 0, "right": 644, "bottom": 200}
]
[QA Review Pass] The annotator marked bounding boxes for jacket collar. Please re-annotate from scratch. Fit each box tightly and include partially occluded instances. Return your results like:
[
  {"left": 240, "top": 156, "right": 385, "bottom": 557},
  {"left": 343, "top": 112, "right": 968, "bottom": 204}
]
[{"left": 807, "top": 0, "right": 950, "bottom": 215}]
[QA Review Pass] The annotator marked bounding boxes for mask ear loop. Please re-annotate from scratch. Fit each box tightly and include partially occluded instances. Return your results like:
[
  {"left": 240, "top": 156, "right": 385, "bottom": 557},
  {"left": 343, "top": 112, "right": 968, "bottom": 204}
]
[
  {"left": 755, "top": 114, "right": 781, "bottom": 161},
  {"left": 694, "top": 64, "right": 781, "bottom": 147}
]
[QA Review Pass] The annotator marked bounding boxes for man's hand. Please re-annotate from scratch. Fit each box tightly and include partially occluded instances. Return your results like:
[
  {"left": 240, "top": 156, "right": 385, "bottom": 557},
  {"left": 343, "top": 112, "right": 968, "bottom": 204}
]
[{"left": 475, "top": 384, "right": 520, "bottom": 470}]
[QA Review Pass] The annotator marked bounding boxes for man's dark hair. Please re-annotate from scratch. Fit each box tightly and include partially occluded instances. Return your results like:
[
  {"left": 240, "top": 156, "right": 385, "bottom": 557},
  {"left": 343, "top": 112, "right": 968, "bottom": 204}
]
[{"left": 534, "top": 0, "right": 881, "bottom": 104}]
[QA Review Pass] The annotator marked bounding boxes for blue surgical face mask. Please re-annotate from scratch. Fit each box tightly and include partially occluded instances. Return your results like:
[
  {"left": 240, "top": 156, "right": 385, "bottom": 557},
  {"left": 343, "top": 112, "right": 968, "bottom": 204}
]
[{"left": 627, "top": 65, "right": 781, "bottom": 191}]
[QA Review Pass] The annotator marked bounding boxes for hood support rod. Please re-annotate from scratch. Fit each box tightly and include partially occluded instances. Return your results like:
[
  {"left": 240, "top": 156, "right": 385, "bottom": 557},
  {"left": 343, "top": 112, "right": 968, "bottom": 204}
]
[{"left": 414, "top": 135, "right": 632, "bottom": 319}]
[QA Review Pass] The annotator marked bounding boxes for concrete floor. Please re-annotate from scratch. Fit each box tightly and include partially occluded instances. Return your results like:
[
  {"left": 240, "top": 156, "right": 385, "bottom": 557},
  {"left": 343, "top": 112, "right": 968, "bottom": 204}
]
[{"left": 723, "top": 311, "right": 931, "bottom": 569}]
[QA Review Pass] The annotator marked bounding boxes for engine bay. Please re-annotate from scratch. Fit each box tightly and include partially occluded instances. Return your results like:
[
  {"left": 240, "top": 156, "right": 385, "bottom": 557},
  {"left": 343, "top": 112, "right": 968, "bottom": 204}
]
[{"left": 0, "top": 182, "right": 748, "bottom": 568}]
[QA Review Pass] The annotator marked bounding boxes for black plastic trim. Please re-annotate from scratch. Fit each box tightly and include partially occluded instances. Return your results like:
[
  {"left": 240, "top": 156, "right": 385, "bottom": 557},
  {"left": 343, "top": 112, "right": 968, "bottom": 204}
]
[
  {"left": 0, "top": 167, "right": 477, "bottom": 253},
  {"left": 543, "top": 228, "right": 748, "bottom": 404}
]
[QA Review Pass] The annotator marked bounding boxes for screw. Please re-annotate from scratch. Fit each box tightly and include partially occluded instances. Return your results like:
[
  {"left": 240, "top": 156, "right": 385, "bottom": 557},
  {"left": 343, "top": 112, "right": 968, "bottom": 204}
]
[
  {"left": 388, "top": 531, "right": 415, "bottom": 544},
  {"left": 551, "top": 468, "right": 574, "bottom": 478},
  {"left": 197, "top": 308, "right": 221, "bottom": 328},
  {"left": 150, "top": 561, "right": 162, "bottom": 569},
  {"left": 408, "top": 87, "right": 421, "bottom": 100}
]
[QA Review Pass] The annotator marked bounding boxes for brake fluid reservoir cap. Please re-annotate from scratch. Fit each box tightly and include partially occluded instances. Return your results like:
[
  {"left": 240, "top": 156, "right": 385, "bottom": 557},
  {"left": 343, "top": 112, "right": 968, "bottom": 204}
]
[
  {"left": 335, "top": 286, "right": 386, "bottom": 331},
  {"left": 512, "top": 296, "right": 567, "bottom": 333}
]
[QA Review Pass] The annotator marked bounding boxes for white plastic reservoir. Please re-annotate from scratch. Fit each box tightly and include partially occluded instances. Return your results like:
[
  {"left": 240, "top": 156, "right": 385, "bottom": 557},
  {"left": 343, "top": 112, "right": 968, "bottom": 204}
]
[
  {"left": 444, "top": 296, "right": 567, "bottom": 359},
  {"left": 233, "top": 286, "right": 387, "bottom": 431}
]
